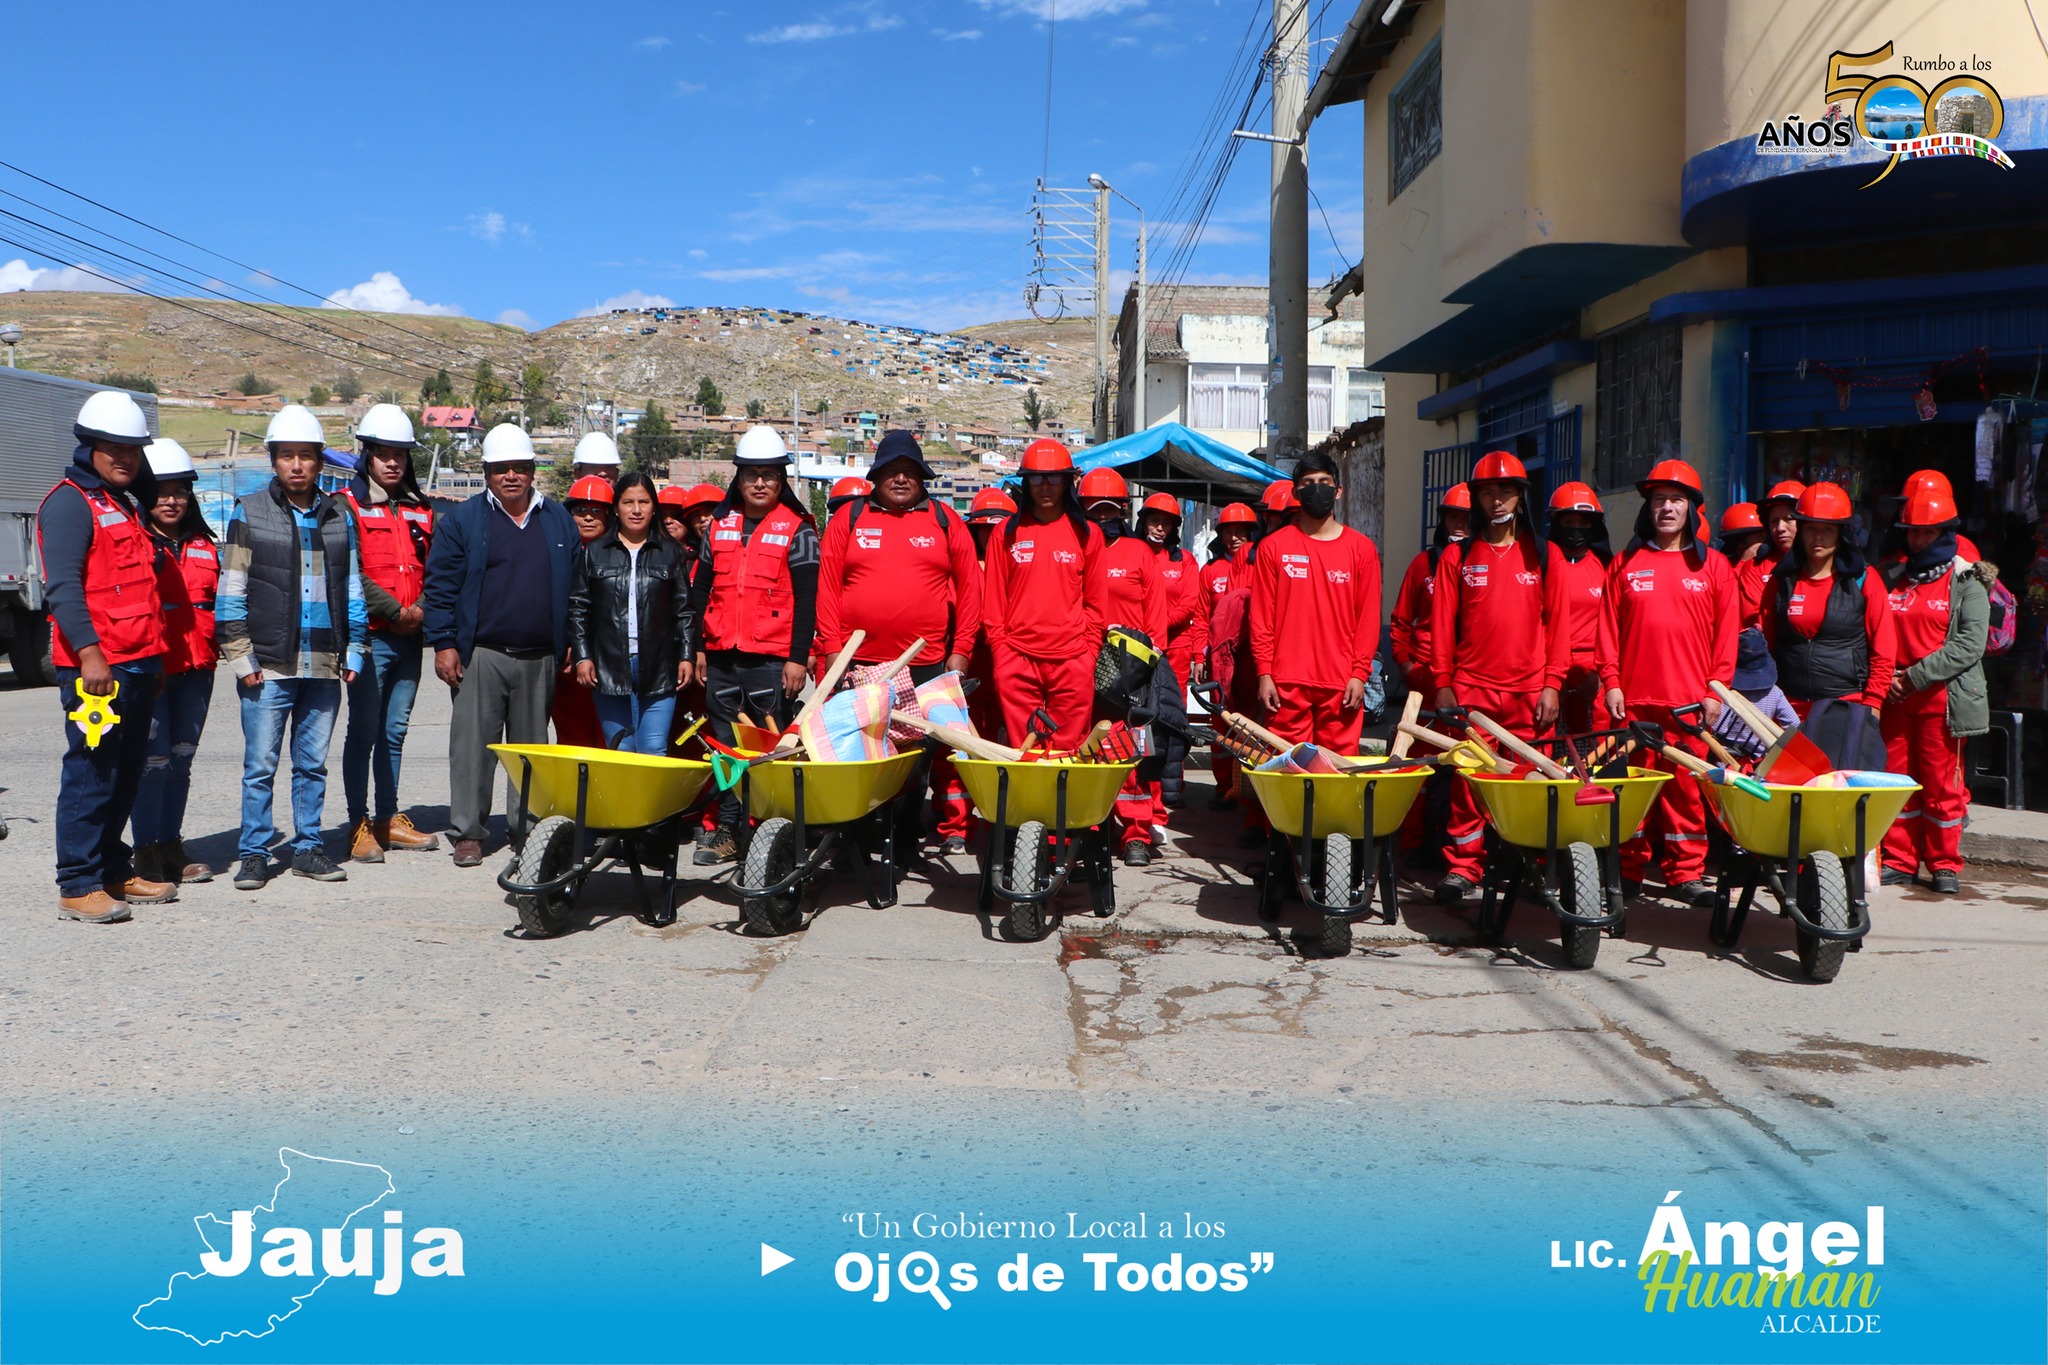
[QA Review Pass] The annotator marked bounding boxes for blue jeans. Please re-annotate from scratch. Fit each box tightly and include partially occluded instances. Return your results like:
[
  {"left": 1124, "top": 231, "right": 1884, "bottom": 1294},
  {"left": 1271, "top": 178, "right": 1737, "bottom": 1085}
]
[
  {"left": 342, "top": 632, "right": 424, "bottom": 821},
  {"left": 591, "top": 655, "right": 676, "bottom": 755},
  {"left": 238, "top": 677, "right": 341, "bottom": 859},
  {"left": 53, "top": 660, "right": 160, "bottom": 896},
  {"left": 132, "top": 669, "right": 215, "bottom": 847}
]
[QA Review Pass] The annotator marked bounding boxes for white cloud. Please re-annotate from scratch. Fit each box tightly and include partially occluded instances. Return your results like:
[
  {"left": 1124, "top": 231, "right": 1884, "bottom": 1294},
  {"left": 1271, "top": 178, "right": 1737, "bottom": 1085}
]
[
  {"left": 976, "top": 0, "right": 1143, "bottom": 16},
  {"left": 635, "top": 35, "right": 671, "bottom": 48},
  {"left": 0, "top": 259, "right": 135, "bottom": 293},
  {"left": 686, "top": 248, "right": 709, "bottom": 259},
  {"left": 748, "top": 10, "right": 900, "bottom": 41},
  {"left": 496, "top": 308, "right": 537, "bottom": 330},
  {"left": 674, "top": 79, "right": 706, "bottom": 94},
  {"left": 934, "top": 27, "right": 981, "bottom": 38},
  {"left": 322, "top": 271, "right": 463, "bottom": 316},
  {"left": 246, "top": 269, "right": 279, "bottom": 290},
  {"left": 577, "top": 289, "right": 676, "bottom": 316},
  {"left": 469, "top": 211, "right": 507, "bottom": 243}
]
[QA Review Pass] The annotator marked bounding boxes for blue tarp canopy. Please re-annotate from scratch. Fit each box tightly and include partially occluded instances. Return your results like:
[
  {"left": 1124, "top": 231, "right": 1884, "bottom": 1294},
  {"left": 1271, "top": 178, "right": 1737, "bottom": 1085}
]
[{"left": 1067, "top": 422, "right": 1283, "bottom": 504}]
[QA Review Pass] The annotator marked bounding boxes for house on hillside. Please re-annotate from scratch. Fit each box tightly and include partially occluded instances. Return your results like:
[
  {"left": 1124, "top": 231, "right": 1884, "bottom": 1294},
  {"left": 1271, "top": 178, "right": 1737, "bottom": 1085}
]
[{"left": 421, "top": 406, "right": 483, "bottom": 450}]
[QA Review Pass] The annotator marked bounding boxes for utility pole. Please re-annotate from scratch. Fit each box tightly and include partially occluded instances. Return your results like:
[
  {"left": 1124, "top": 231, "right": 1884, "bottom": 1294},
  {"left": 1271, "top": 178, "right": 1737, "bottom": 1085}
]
[
  {"left": 1268, "top": 0, "right": 1310, "bottom": 467},
  {"left": 792, "top": 387, "right": 801, "bottom": 456},
  {"left": 1093, "top": 181, "right": 1111, "bottom": 446},
  {"left": 1134, "top": 224, "right": 1148, "bottom": 433}
]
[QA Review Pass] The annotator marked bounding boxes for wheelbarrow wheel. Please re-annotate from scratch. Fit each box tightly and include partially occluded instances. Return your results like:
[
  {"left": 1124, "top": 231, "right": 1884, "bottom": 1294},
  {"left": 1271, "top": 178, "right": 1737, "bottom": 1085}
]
[
  {"left": 1795, "top": 851, "right": 1849, "bottom": 983},
  {"left": 1557, "top": 840, "right": 1603, "bottom": 970},
  {"left": 1317, "top": 833, "right": 1353, "bottom": 957},
  {"left": 511, "top": 815, "right": 579, "bottom": 939},
  {"left": 1001, "top": 820, "right": 1051, "bottom": 942},
  {"left": 740, "top": 817, "right": 804, "bottom": 937}
]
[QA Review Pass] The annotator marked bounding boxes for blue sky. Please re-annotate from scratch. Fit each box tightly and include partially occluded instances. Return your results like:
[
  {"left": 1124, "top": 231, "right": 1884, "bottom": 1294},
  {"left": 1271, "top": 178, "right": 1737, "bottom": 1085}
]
[{"left": 0, "top": 0, "right": 1362, "bottom": 333}]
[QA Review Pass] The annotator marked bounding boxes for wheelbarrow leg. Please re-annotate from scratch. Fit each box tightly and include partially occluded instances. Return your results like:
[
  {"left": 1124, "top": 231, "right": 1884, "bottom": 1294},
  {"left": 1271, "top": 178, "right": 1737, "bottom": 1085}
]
[
  {"left": 653, "top": 823, "right": 680, "bottom": 927},
  {"left": 1376, "top": 838, "right": 1399, "bottom": 926}
]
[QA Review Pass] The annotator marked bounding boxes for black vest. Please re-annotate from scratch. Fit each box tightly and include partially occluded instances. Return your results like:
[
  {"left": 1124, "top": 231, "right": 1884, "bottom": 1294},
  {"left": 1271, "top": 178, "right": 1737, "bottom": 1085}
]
[
  {"left": 1773, "top": 570, "right": 1868, "bottom": 703},
  {"left": 241, "top": 481, "right": 354, "bottom": 672}
]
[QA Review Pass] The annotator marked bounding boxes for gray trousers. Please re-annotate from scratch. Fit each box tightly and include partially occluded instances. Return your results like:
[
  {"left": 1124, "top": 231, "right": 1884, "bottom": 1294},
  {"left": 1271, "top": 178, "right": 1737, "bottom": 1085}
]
[{"left": 448, "top": 646, "right": 558, "bottom": 842}]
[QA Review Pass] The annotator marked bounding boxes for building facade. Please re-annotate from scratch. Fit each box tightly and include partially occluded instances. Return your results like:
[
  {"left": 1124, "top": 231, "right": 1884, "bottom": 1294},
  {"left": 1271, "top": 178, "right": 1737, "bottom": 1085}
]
[{"left": 1311, "top": 0, "right": 2048, "bottom": 717}]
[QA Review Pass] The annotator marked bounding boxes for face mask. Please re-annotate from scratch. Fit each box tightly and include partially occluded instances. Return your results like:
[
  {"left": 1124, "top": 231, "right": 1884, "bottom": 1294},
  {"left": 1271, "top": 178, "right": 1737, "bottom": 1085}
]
[
  {"left": 1554, "top": 525, "right": 1593, "bottom": 551},
  {"left": 1296, "top": 484, "right": 1337, "bottom": 518}
]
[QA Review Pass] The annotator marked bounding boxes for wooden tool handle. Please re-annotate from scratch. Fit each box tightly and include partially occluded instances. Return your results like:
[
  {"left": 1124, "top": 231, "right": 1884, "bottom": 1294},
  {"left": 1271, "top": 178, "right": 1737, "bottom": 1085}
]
[
  {"left": 1709, "top": 680, "right": 1781, "bottom": 744},
  {"left": 794, "top": 629, "right": 867, "bottom": 726},
  {"left": 1469, "top": 712, "right": 1572, "bottom": 780},
  {"left": 1221, "top": 710, "right": 1293, "bottom": 755},
  {"left": 890, "top": 710, "right": 1023, "bottom": 762},
  {"left": 1397, "top": 721, "right": 1460, "bottom": 753},
  {"left": 1073, "top": 719, "right": 1114, "bottom": 757},
  {"left": 1389, "top": 691, "right": 1425, "bottom": 758},
  {"left": 1657, "top": 742, "right": 1718, "bottom": 778},
  {"left": 1751, "top": 725, "right": 1796, "bottom": 781},
  {"left": 878, "top": 636, "right": 926, "bottom": 678},
  {"left": 1696, "top": 729, "right": 1743, "bottom": 771}
]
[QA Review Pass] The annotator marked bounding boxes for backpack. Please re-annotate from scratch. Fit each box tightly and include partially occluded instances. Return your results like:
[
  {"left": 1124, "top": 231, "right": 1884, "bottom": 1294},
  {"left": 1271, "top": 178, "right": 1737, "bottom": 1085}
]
[{"left": 1984, "top": 569, "right": 2018, "bottom": 656}]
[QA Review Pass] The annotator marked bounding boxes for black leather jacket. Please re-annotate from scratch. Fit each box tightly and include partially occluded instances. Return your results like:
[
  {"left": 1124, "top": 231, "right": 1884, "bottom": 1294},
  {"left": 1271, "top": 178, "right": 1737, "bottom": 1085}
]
[{"left": 568, "top": 531, "right": 695, "bottom": 697}]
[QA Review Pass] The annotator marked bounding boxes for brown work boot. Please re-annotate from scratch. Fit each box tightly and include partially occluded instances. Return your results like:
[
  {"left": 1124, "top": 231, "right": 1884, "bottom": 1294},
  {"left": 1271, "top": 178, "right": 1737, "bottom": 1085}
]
[
  {"left": 59, "top": 890, "right": 131, "bottom": 924},
  {"left": 451, "top": 838, "right": 484, "bottom": 868},
  {"left": 108, "top": 876, "right": 177, "bottom": 905},
  {"left": 167, "top": 839, "right": 213, "bottom": 883},
  {"left": 349, "top": 818, "right": 386, "bottom": 863},
  {"left": 379, "top": 813, "right": 440, "bottom": 851}
]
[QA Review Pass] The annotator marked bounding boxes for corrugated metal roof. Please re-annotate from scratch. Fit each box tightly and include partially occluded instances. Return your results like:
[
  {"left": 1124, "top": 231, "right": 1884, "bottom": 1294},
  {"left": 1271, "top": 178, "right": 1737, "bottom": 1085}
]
[{"left": 0, "top": 369, "right": 159, "bottom": 509}]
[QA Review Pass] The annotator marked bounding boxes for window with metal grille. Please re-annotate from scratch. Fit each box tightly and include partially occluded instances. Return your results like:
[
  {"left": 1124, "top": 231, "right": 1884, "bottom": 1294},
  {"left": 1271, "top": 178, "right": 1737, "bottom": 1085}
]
[
  {"left": 1308, "top": 366, "right": 1333, "bottom": 433},
  {"left": 1389, "top": 37, "right": 1442, "bottom": 200},
  {"left": 1595, "top": 319, "right": 1682, "bottom": 489},
  {"left": 1346, "top": 370, "right": 1385, "bottom": 423},
  {"left": 1188, "top": 363, "right": 1265, "bottom": 430}
]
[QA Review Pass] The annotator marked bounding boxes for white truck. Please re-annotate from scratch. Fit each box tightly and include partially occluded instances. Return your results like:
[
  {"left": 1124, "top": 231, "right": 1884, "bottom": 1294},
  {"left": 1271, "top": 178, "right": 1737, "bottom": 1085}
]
[{"left": 0, "top": 367, "right": 159, "bottom": 686}]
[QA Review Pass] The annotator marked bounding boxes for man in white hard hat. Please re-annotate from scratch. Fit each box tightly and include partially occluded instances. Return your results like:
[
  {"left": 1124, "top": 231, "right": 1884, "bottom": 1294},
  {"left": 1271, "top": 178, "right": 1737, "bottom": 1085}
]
[
  {"left": 422, "top": 422, "right": 579, "bottom": 867},
  {"left": 570, "top": 430, "right": 624, "bottom": 485},
  {"left": 339, "top": 403, "right": 440, "bottom": 862},
  {"left": 688, "top": 425, "right": 820, "bottom": 863},
  {"left": 216, "top": 404, "right": 367, "bottom": 892},
  {"left": 36, "top": 388, "right": 174, "bottom": 921}
]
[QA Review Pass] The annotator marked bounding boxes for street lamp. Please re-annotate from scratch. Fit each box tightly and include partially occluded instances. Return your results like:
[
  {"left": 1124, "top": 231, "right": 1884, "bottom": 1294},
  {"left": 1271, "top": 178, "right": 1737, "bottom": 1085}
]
[
  {"left": 1086, "top": 176, "right": 1147, "bottom": 437},
  {"left": 0, "top": 322, "right": 20, "bottom": 368}
]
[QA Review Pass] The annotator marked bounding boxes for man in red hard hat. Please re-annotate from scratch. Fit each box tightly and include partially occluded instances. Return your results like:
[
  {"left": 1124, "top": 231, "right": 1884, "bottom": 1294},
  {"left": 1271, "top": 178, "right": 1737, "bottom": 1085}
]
[
  {"left": 1598, "top": 458, "right": 1739, "bottom": 906},
  {"left": 1139, "top": 492, "right": 1206, "bottom": 694},
  {"left": 983, "top": 438, "right": 1107, "bottom": 752},
  {"left": 1739, "top": 481, "right": 1804, "bottom": 629},
  {"left": 1546, "top": 481, "right": 1612, "bottom": 737},
  {"left": 1199, "top": 502, "right": 1257, "bottom": 808},
  {"left": 1390, "top": 483, "right": 1468, "bottom": 709},
  {"left": 1430, "top": 451, "right": 1568, "bottom": 904},
  {"left": 1882, "top": 469, "right": 1980, "bottom": 563},
  {"left": 1251, "top": 451, "right": 1383, "bottom": 753},
  {"left": 1080, "top": 467, "right": 1172, "bottom": 864},
  {"left": 1718, "top": 503, "right": 1763, "bottom": 566}
]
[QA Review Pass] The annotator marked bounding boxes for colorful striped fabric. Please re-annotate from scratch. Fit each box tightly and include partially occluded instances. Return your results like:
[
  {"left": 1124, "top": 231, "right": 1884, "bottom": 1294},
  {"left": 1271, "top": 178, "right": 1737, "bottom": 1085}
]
[{"left": 796, "top": 681, "right": 896, "bottom": 761}]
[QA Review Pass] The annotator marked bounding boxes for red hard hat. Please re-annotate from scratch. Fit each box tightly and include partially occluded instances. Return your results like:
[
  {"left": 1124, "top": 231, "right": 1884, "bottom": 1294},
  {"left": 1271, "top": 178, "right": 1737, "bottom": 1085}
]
[
  {"left": 1470, "top": 450, "right": 1528, "bottom": 484},
  {"left": 684, "top": 482, "right": 725, "bottom": 513},
  {"left": 1548, "top": 481, "right": 1602, "bottom": 514},
  {"left": 1077, "top": 467, "right": 1128, "bottom": 502},
  {"left": 1140, "top": 492, "right": 1181, "bottom": 518},
  {"left": 1440, "top": 482, "right": 1471, "bottom": 511},
  {"left": 1217, "top": 501, "right": 1258, "bottom": 526},
  {"left": 1637, "top": 458, "right": 1704, "bottom": 499},
  {"left": 1897, "top": 488, "right": 1959, "bottom": 528},
  {"left": 657, "top": 483, "right": 690, "bottom": 508},
  {"left": 1260, "top": 479, "right": 1298, "bottom": 511},
  {"left": 1719, "top": 502, "right": 1762, "bottom": 533},
  {"left": 1901, "top": 468, "right": 1955, "bottom": 501},
  {"left": 830, "top": 476, "right": 871, "bottom": 501},
  {"left": 1020, "top": 438, "right": 1073, "bottom": 473},
  {"left": 567, "top": 474, "right": 615, "bottom": 505},
  {"left": 1761, "top": 480, "right": 1806, "bottom": 508},
  {"left": 1796, "top": 481, "right": 1854, "bottom": 522},
  {"left": 968, "top": 487, "right": 1017, "bottom": 520}
]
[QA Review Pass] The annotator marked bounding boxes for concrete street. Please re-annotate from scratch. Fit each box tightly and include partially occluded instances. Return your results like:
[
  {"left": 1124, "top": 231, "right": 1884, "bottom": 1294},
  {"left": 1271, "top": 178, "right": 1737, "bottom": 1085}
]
[{"left": 5, "top": 664, "right": 2042, "bottom": 1139}]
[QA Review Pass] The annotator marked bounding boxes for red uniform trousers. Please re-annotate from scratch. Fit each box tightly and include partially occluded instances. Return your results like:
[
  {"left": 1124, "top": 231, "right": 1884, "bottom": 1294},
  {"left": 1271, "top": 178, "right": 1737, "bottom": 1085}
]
[
  {"left": 552, "top": 671, "right": 604, "bottom": 749},
  {"left": 1267, "top": 682, "right": 1366, "bottom": 752},
  {"left": 994, "top": 645, "right": 1094, "bottom": 750},
  {"left": 1618, "top": 703, "right": 1711, "bottom": 886},
  {"left": 1880, "top": 706, "right": 1966, "bottom": 874},
  {"left": 1443, "top": 686, "right": 1538, "bottom": 882},
  {"left": 1558, "top": 659, "right": 1602, "bottom": 738}
]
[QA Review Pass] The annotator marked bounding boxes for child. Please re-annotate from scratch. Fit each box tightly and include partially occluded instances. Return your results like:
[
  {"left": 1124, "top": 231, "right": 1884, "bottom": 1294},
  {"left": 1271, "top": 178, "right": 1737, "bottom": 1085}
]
[{"left": 1711, "top": 628, "right": 1799, "bottom": 760}]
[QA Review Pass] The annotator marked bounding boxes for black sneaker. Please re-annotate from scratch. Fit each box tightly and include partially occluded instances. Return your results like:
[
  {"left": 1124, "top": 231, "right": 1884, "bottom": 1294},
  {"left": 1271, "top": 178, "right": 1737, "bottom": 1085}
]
[
  {"left": 1879, "top": 866, "right": 1917, "bottom": 887},
  {"left": 292, "top": 848, "right": 348, "bottom": 882},
  {"left": 1930, "top": 869, "right": 1961, "bottom": 895},
  {"left": 232, "top": 856, "right": 269, "bottom": 891},
  {"left": 1121, "top": 841, "right": 1153, "bottom": 867},
  {"left": 694, "top": 826, "right": 719, "bottom": 849},
  {"left": 694, "top": 829, "right": 739, "bottom": 865},
  {"left": 1433, "top": 873, "right": 1475, "bottom": 905},
  {"left": 1666, "top": 879, "right": 1714, "bottom": 908},
  {"left": 941, "top": 835, "right": 969, "bottom": 855}
]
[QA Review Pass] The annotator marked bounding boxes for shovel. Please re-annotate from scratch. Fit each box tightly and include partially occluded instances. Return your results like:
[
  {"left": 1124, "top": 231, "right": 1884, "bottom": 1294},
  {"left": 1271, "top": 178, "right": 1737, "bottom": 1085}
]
[
  {"left": 1471, "top": 711, "right": 1614, "bottom": 805},
  {"left": 1708, "top": 681, "right": 1828, "bottom": 785},
  {"left": 1628, "top": 720, "right": 1771, "bottom": 801}
]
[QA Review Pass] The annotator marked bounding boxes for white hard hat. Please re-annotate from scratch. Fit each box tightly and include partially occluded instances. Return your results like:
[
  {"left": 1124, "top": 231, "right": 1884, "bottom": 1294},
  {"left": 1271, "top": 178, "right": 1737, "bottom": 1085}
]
[
  {"left": 145, "top": 437, "right": 196, "bottom": 479},
  {"left": 734, "top": 425, "right": 789, "bottom": 466},
  {"left": 573, "top": 431, "right": 621, "bottom": 466},
  {"left": 265, "top": 404, "right": 325, "bottom": 448},
  {"left": 481, "top": 423, "right": 536, "bottom": 463},
  {"left": 73, "top": 389, "right": 151, "bottom": 446},
  {"left": 356, "top": 403, "right": 417, "bottom": 449}
]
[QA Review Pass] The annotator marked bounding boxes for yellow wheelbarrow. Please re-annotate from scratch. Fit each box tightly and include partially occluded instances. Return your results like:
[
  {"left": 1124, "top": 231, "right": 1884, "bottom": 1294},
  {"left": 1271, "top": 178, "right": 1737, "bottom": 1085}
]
[
  {"left": 730, "top": 751, "right": 924, "bottom": 936},
  {"left": 490, "top": 744, "right": 716, "bottom": 937},
  {"left": 952, "top": 757, "right": 1135, "bottom": 943},
  {"left": 1702, "top": 776, "right": 1919, "bottom": 983},
  {"left": 1241, "top": 760, "right": 1432, "bottom": 957},
  {"left": 1461, "top": 764, "right": 1671, "bottom": 970}
]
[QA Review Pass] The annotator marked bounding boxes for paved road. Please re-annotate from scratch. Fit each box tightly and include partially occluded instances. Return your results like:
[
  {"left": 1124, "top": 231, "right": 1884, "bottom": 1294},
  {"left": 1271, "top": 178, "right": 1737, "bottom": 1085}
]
[{"left": 5, "top": 664, "right": 2040, "bottom": 1135}]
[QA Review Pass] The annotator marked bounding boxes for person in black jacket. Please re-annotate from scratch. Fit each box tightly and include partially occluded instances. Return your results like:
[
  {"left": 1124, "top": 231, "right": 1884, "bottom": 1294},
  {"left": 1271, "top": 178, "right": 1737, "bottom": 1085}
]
[{"left": 569, "top": 472, "right": 695, "bottom": 753}]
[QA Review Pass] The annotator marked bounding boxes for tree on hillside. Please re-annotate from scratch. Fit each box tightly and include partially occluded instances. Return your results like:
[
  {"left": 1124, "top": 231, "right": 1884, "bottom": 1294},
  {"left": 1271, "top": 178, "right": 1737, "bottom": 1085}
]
[
  {"left": 308, "top": 383, "right": 332, "bottom": 406},
  {"left": 633, "top": 402, "right": 681, "bottom": 471},
  {"left": 1022, "top": 387, "right": 1054, "bottom": 431},
  {"left": 420, "top": 369, "right": 454, "bottom": 406},
  {"left": 236, "top": 372, "right": 272, "bottom": 397},
  {"left": 813, "top": 397, "right": 831, "bottom": 415},
  {"left": 333, "top": 370, "right": 364, "bottom": 402},
  {"left": 695, "top": 376, "right": 725, "bottom": 417},
  {"left": 377, "top": 388, "right": 400, "bottom": 405},
  {"left": 519, "top": 361, "right": 551, "bottom": 420},
  {"left": 745, "top": 397, "right": 765, "bottom": 420},
  {"left": 472, "top": 359, "right": 508, "bottom": 410}
]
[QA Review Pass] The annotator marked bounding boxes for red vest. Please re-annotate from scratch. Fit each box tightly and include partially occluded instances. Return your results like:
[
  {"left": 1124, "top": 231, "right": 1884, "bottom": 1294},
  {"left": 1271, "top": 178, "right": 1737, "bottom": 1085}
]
[
  {"left": 704, "top": 505, "right": 804, "bottom": 657},
  {"left": 155, "top": 533, "right": 221, "bottom": 674},
  {"left": 40, "top": 479, "right": 166, "bottom": 667},
  {"left": 346, "top": 490, "right": 433, "bottom": 627}
]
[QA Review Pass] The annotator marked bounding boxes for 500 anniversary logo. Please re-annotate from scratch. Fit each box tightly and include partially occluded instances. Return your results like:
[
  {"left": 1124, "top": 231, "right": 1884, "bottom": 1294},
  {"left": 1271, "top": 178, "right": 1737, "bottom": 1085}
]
[{"left": 1755, "top": 40, "right": 2014, "bottom": 184}]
